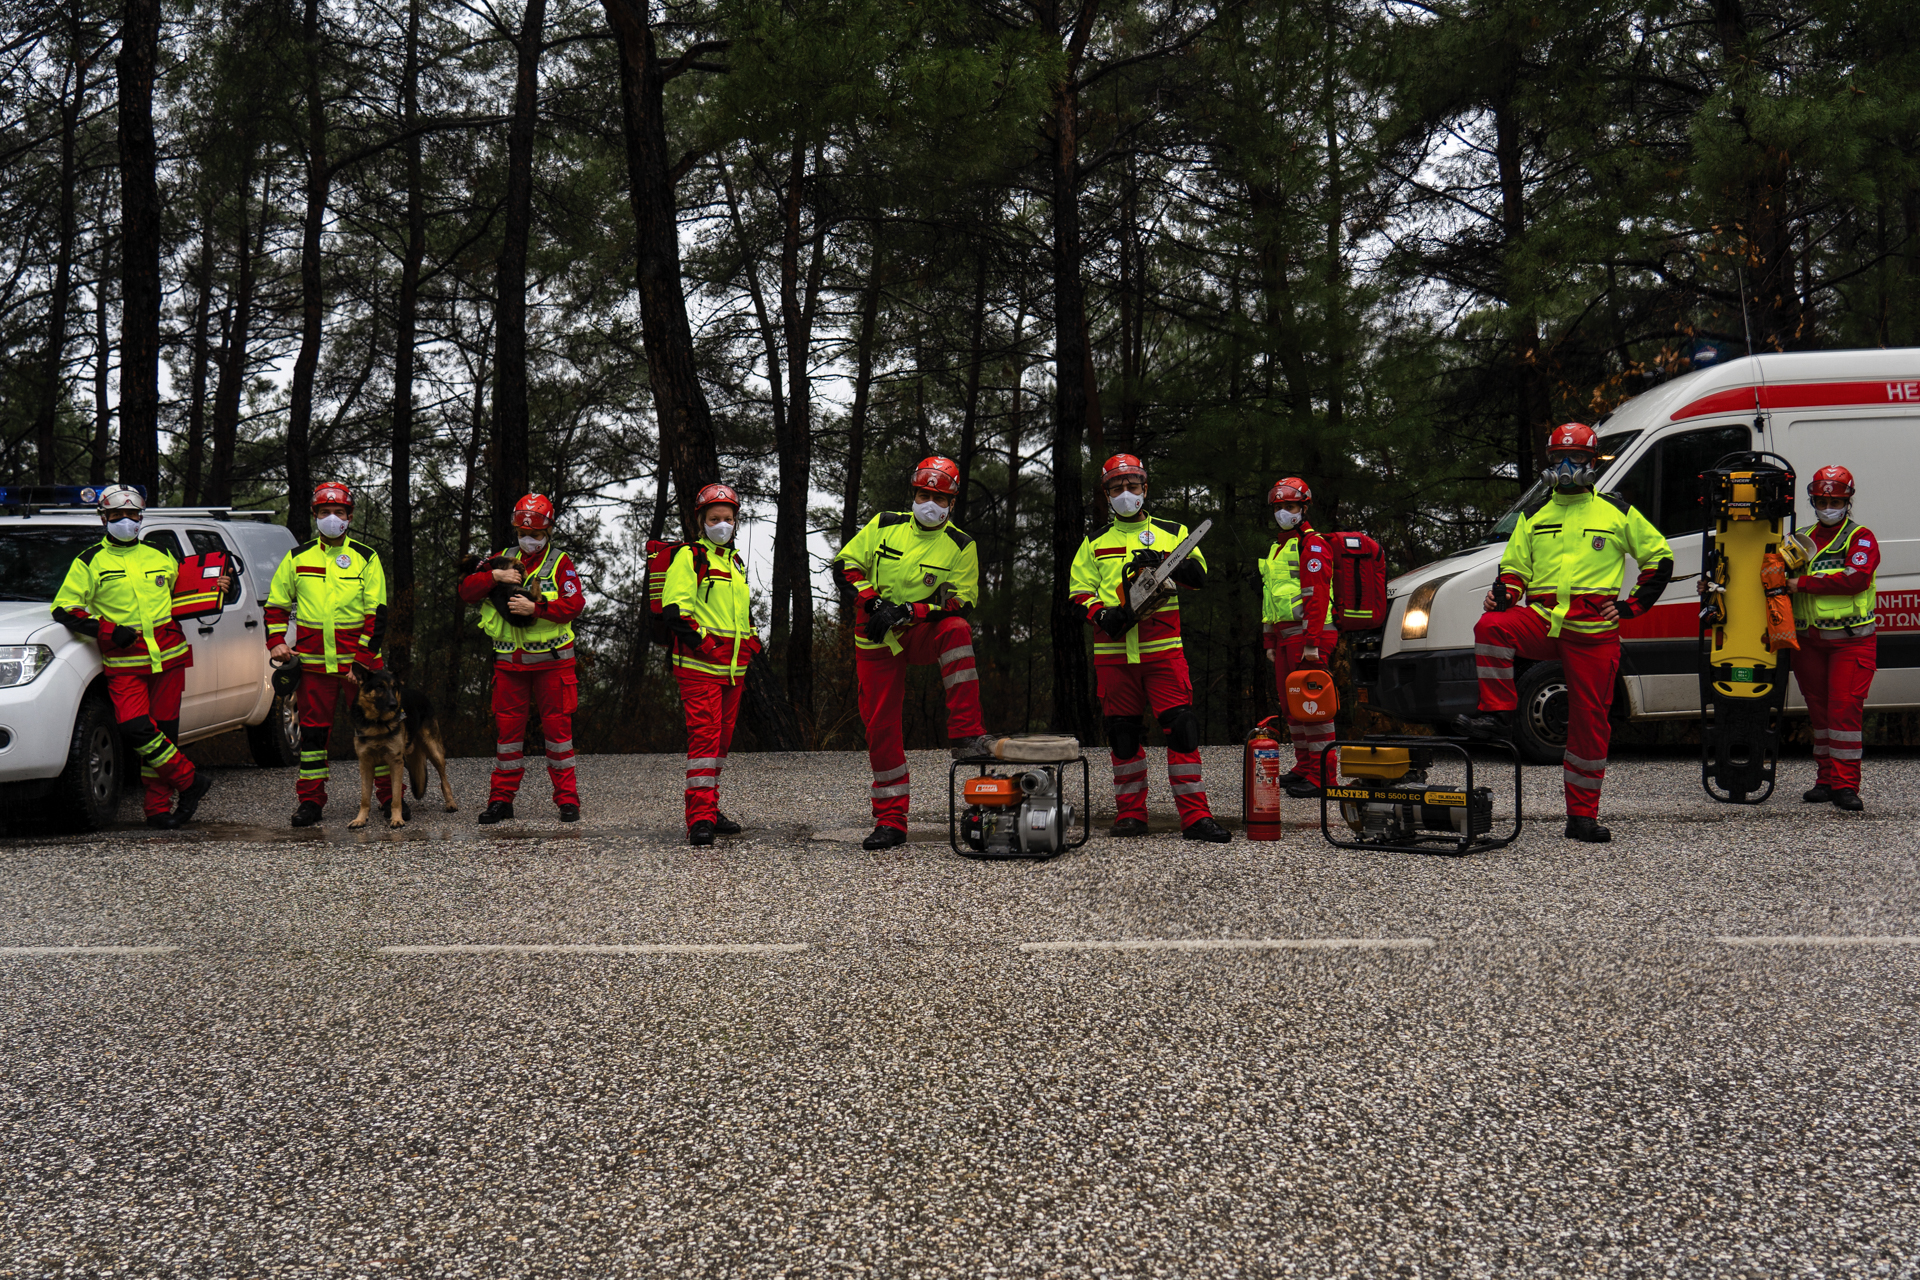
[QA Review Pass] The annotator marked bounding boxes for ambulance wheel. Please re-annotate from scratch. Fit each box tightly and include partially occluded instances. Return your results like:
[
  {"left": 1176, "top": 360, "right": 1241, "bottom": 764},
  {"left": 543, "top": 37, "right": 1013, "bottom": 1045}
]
[
  {"left": 247, "top": 691, "right": 301, "bottom": 768},
  {"left": 1513, "top": 662, "right": 1570, "bottom": 766}
]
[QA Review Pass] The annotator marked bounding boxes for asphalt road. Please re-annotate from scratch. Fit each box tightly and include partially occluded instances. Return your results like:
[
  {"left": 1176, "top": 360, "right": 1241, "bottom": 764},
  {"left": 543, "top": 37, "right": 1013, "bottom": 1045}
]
[{"left": 3, "top": 746, "right": 1916, "bottom": 1277}]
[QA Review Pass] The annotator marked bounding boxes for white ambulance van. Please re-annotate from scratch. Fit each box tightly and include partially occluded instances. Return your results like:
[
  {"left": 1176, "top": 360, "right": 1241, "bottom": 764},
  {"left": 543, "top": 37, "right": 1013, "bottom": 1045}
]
[{"left": 1371, "top": 349, "right": 1920, "bottom": 763}]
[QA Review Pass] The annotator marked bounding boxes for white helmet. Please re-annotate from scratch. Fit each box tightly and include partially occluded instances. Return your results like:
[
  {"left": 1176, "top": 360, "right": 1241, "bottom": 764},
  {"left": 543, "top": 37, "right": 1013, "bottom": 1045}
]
[{"left": 97, "top": 485, "right": 145, "bottom": 517}]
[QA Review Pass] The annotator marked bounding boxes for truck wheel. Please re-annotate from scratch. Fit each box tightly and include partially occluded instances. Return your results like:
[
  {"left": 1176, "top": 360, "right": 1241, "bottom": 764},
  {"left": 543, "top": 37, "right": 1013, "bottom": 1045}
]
[
  {"left": 1513, "top": 661, "right": 1570, "bottom": 766},
  {"left": 246, "top": 691, "right": 301, "bottom": 768},
  {"left": 54, "top": 697, "right": 123, "bottom": 831}
]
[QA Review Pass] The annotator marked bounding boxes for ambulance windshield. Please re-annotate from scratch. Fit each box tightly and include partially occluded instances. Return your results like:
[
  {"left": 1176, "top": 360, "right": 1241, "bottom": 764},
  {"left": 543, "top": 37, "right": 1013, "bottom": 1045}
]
[{"left": 1479, "top": 430, "right": 1642, "bottom": 545}]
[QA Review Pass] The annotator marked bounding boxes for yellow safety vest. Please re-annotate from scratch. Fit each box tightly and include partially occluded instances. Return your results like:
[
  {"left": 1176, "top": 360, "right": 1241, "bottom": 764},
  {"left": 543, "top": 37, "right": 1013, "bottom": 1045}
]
[
  {"left": 51, "top": 537, "right": 187, "bottom": 672},
  {"left": 478, "top": 542, "right": 576, "bottom": 660},
  {"left": 1792, "top": 519, "right": 1878, "bottom": 633},
  {"left": 1500, "top": 490, "right": 1671, "bottom": 636}
]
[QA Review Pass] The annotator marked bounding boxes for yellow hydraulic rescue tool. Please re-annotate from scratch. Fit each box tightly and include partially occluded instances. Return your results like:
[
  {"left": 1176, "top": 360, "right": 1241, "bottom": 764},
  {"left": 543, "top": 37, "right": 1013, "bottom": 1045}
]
[{"left": 1697, "top": 450, "right": 1808, "bottom": 803}]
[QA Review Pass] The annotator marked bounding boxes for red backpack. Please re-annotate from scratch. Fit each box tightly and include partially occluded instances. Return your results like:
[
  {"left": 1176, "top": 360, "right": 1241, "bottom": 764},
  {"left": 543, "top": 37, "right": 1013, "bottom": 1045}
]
[
  {"left": 1327, "top": 532, "right": 1387, "bottom": 631},
  {"left": 644, "top": 539, "right": 707, "bottom": 644}
]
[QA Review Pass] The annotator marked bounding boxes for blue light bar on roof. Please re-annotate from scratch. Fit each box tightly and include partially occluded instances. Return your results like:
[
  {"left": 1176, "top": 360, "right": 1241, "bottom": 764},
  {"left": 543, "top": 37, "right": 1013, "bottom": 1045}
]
[{"left": 0, "top": 485, "right": 147, "bottom": 507}]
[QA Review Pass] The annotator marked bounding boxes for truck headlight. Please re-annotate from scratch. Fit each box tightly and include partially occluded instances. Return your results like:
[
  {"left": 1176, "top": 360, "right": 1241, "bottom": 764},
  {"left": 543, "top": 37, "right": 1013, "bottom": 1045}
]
[
  {"left": 1399, "top": 574, "right": 1459, "bottom": 641},
  {"left": 0, "top": 645, "right": 53, "bottom": 688}
]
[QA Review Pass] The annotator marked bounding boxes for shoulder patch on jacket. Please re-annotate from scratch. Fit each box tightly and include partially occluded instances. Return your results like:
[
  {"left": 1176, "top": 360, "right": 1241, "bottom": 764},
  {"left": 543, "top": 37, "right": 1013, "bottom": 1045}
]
[
  {"left": 876, "top": 512, "right": 911, "bottom": 528},
  {"left": 291, "top": 538, "right": 319, "bottom": 556},
  {"left": 1598, "top": 490, "right": 1633, "bottom": 515},
  {"left": 944, "top": 525, "right": 973, "bottom": 549},
  {"left": 348, "top": 539, "right": 376, "bottom": 560},
  {"left": 77, "top": 543, "right": 101, "bottom": 566},
  {"left": 1151, "top": 517, "right": 1182, "bottom": 536}
]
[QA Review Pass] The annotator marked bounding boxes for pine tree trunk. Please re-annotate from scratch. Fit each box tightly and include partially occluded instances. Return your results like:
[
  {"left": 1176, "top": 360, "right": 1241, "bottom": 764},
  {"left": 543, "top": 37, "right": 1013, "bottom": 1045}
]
[
  {"left": 34, "top": 54, "right": 84, "bottom": 486},
  {"left": 182, "top": 219, "right": 215, "bottom": 505},
  {"left": 285, "top": 0, "right": 332, "bottom": 538},
  {"left": 115, "top": 0, "right": 161, "bottom": 494},
  {"left": 492, "top": 0, "right": 545, "bottom": 553},
  {"left": 208, "top": 164, "right": 261, "bottom": 507},
  {"left": 389, "top": 0, "right": 425, "bottom": 681},
  {"left": 91, "top": 228, "right": 112, "bottom": 485},
  {"left": 1047, "top": 29, "right": 1094, "bottom": 742},
  {"left": 837, "top": 249, "right": 882, "bottom": 619},
  {"left": 955, "top": 252, "right": 988, "bottom": 526},
  {"left": 777, "top": 138, "right": 824, "bottom": 723}
]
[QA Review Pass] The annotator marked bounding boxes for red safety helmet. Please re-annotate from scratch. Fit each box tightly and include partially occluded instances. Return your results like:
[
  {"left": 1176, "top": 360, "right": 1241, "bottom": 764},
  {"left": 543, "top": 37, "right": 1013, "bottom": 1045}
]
[
  {"left": 1268, "top": 477, "right": 1312, "bottom": 505},
  {"left": 511, "top": 493, "right": 556, "bottom": 531},
  {"left": 1101, "top": 453, "right": 1148, "bottom": 487},
  {"left": 1808, "top": 465, "right": 1855, "bottom": 500},
  {"left": 312, "top": 481, "right": 353, "bottom": 510},
  {"left": 693, "top": 482, "right": 740, "bottom": 515},
  {"left": 1545, "top": 422, "right": 1599, "bottom": 455},
  {"left": 911, "top": 456, "right": 961, "bottom": 496}
]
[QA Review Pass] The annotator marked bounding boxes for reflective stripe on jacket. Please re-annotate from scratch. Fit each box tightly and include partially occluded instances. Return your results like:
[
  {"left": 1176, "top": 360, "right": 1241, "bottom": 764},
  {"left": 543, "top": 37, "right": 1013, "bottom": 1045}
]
[{"left": 1069, "top": 515, "right": 1207, "bottom": 664}]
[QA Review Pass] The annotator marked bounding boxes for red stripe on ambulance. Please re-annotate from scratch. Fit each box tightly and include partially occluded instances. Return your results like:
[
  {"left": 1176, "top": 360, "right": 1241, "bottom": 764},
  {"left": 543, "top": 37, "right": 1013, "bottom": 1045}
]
[{"left": 1671, "top": 381, "right": 1920, "bottom": 421}]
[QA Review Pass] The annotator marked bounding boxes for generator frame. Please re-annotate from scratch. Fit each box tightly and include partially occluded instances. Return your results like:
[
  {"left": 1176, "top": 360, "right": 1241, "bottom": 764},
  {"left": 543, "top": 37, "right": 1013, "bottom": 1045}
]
[
  {"left": 948, "top": 754, "right": 1092, "bottom": 860},
  {"left": 1318, "top": 735, "right": 1524, "bottom": 856}
]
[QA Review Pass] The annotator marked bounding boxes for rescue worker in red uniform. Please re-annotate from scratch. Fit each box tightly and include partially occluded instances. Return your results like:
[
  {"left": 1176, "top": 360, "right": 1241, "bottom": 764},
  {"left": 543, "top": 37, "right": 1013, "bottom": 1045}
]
[
  {"left": 1258, "top": 477, "right": 1338, "bottom": 797},
  {"left": 833, "top": 456, "right": 995, "bottom": 850},
  {"left": 457, "top": 493, "right": 585, "bottom": 824},
  {"left": 1070, "top": 454, "right": 1231, "bottom": 843},
  {"left": 661, "top": 483, "right": 763, "bottom": 845},
  {"left": 267, "top": 482, "right": 390, "bottom": 827},
  {"left": 51, "top": 485, "right": 222, "bottom": 828},
  {"left": 1791, "top": 465, "right": 1878, "bottom": 811},
  {"left": 1457, "top": 423, "right": 1674, "bottom": 843}
]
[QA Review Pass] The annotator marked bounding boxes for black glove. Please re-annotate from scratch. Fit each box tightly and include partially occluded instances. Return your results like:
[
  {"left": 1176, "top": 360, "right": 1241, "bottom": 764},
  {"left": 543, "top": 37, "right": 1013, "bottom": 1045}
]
[
  {"left": 662, "top": 604, "right": 702, "bottom": 647},
  {"left": 366, "top": 604, "right": 389, "bottom": 656},
  {"left": 51, "top": 608, "right": 100, "bottom": 639},
  {"left": 864, "top": 599, "right": 911, "bottom": 643},
  {"left": 1094, "top": 605, "right": 1136, "bottom": 640},
  {"left": 1170, "top": 557, "right": 1206, "bottom": 588},
  {"left": 111, "top": 624, "right": 141, "bottom": 649},
  {"left": 1128, "top": 549, "right": 1169, "bottom": 573}
]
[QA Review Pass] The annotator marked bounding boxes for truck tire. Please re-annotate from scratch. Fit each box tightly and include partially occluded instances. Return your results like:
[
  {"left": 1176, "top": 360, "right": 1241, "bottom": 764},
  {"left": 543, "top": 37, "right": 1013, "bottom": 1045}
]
[
  {"left": 54, "top": 697, "right": 123, "bottom": 831},
  {"left": 1513, "top": 661, "right": 1570, "bottom": 765},
  {"left": 246, "top": 691, "right": 301, "bottom": 768}
]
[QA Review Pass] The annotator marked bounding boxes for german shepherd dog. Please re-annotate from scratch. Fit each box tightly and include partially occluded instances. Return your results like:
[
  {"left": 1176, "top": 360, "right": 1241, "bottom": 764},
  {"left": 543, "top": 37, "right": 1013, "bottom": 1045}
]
[{"left": 347, "top": 666, "right": 458, "bottom": 829}]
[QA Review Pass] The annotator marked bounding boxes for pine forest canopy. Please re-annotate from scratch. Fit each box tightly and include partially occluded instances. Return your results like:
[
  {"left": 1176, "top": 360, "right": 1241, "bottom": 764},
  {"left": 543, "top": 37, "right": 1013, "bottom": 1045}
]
[{"left": 1, "top": 0, "right": 1916, "bottom": 753}]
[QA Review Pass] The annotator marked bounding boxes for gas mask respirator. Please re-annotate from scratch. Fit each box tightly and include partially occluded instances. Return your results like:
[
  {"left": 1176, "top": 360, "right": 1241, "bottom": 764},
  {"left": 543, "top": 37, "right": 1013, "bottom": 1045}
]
[{"left": 1540, "top": 456, "right": 1598, "bottom": 493}]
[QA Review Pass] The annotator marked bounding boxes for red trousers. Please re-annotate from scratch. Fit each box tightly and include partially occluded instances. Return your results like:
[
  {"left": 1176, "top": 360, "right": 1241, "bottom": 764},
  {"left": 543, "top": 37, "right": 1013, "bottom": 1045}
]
[
  {"left": 856, "top": 616, "right": 984, "bottom": 830},
  {"left": 296, "top": 669, "right": 390, "bottom": 809},
  {"left": 1797, "top": 630, "right": 1877, "bottom": 791},
  {"left": 490, "top": 665, "right": 579, "bottom": 807},
  {"left": 676, "top": 668, "right": 743, "bottom": 826},
  {"left": 1271, "top": 627, "right": 1339, "bottom": 782},
  {"left": 1096, "top": 652, "right": 1212, "bottom": 826},
  {"left": 107, "top": 667, "right": 194, "bottom": 817},
  {"left": 1474, "top": 607, "right": 1620, "bottom": 819}
]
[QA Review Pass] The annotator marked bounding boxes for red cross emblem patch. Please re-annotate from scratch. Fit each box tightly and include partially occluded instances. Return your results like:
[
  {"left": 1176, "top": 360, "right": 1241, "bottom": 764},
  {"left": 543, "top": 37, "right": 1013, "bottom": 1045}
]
[{"left": 1592, "top": 535, "right": 1606, "bottom": 550}]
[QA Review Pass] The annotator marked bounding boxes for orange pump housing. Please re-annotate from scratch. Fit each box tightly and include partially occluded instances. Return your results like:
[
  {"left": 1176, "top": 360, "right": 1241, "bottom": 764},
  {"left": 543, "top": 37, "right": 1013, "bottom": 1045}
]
[
  {"left": 1286, "top": 668, "right": 1339, "bottom": 723},
  {"left": 1243, "top": 717, "right": 1285, "bottom": 841},
  {"left": 961, "top": 776, "right": 1022, "bottom": 808}
]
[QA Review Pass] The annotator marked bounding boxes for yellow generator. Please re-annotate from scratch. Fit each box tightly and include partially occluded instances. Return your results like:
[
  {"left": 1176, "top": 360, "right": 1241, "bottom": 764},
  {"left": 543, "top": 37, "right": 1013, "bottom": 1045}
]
[
  {"left": 1319, "top": 735, "right": 1521, "bottom": 856},
  {"left": 1697, "top": 451, "right": 1804, "bottom": 803}
]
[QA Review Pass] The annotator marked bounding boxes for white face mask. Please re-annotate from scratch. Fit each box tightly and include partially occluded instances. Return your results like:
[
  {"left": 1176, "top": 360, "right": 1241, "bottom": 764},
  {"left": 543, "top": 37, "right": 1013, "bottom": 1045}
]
[
  {"left": 1816, "top": 505, "right": 1847, "bottom": 526},
  {"left": 704, "top": 522, "right": 734, "bottom": 545},
  {"left": 1274, "top": 509, "right": 1303, "bottom": 530},
  {"left": 518, "top": 534, "right": 548, "bottom": 555},
  {"left": 1109, "top": 490, "right": 1145, "bottom": 517},
  {"left": 106, "top": 518, "right": 141, "bottom": 542},
  {"left": 912, "top": 500, "right": 948, "bottom": 528},
  {"left": 317, "top": 514, "right": 349, "bottom": 539}
]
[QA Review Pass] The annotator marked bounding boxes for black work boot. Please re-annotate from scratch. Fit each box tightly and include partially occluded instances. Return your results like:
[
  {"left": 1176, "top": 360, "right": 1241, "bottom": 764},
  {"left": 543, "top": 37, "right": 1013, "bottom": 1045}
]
[
  {"left": 688, "top": 820, "right": 716, "bottom": 847},
  {"left": 558, "top": 804, "right": 580, "bottom": 823},
  {"left": 477, "top": 801, "right": 515, "bottom": 826},
  {"left": 862, "top": 824, "right": 907, "bottom": 850},
  {"left": 1455, "top": 710, "right": 1513, "bottom": 741},
  {"left": 290, "top": 801, "right": 324, "bottom": 828},
  {"left": 1802, "top": 785, "right": 1833, "bottom": 804},
  {"left": 146, "top": 812, "right": 182, "bottom": 830},
  {"left": 711, "top": 813, "right": 742, "bottom": 835},
  {"left": 173, "top": 773, "right": 213, "bottom": 824},
  {"left": 1281, "top": 771, "right": 1323, "bottom": 799},
  {"left": 1109, "top": 817, "right": 1150, "bottom": 838},
  {"left": 1182, "top": 816, "right": 1232, "bottom": 844},
  {"left": 1564, "top": 816, "right": 1611, "bottom": 843},
  {"left": 1830, "top": 789, "right": 1864, "bottom": 812}
]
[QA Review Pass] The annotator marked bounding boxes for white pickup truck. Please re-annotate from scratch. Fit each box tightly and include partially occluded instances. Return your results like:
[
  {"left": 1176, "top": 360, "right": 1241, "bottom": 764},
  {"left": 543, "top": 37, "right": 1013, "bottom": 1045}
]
[
  {"left": 1369, "top": 349, "right": 1920, "bottom": 762},
  {"left": 0, "top": 497, "right": 299, "bottom": 828}
]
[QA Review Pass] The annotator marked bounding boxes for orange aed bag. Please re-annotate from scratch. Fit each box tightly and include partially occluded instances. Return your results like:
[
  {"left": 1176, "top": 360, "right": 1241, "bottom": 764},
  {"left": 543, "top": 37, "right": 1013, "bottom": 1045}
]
[
  {"left": 1285, "top": 668, "right": 1339, "bottom": 723},
  {"left": 1761, "top": 552, "right": 1799, "bottom": 652}
]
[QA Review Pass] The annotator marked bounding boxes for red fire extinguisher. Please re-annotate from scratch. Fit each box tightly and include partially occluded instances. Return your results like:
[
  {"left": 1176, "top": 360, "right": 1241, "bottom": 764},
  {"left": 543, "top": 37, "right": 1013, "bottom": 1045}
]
[{"left": 1244, "top": 716, "right": 1286, "bottom": 841}]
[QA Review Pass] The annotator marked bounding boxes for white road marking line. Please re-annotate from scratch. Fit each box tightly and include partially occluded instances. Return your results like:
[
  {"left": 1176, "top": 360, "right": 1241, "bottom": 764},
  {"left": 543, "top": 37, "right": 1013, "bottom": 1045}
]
[
  {"left": 1018, "top": 937, "right": 1434, "bottom": 953},
  {"left": 0, "top": 945, "right": 180, "bottom": 956},
  {"left": 1714, "top": 935, "right": 1920, "bottom": 947},
  {"left": 377, "top": 943, "right": 810, "bottom": 956}
]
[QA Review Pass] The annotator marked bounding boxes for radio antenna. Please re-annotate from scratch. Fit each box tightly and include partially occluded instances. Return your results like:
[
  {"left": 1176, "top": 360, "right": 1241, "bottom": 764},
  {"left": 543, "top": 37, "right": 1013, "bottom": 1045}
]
[{"left": 1737, "top": 265, "right": 1765, "bottom": 417}]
